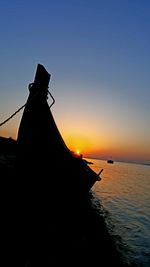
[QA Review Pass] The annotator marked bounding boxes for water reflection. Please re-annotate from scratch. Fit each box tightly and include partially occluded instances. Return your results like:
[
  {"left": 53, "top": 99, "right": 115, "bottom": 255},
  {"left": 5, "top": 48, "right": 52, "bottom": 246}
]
[{"left": 88, "top": 159, "right": 150, "bottom": 267}]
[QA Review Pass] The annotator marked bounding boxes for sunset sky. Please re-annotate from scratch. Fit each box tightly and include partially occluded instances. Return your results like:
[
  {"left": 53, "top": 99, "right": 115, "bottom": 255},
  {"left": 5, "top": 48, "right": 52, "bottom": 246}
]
[{"left": 0, "top": 0, "right": 150, "bottom": 164}]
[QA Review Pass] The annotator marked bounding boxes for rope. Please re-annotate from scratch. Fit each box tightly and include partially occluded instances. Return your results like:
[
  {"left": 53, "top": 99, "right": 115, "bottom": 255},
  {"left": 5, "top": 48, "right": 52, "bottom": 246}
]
[
  {"left": 0, "top": 103, "right": 26, "bottom": 127},
  {"left": 0, "top": 85, "right": 55, "bottom": 128},
  {"left": 48, "top": 90, "right": 55, "bottom": 108}
]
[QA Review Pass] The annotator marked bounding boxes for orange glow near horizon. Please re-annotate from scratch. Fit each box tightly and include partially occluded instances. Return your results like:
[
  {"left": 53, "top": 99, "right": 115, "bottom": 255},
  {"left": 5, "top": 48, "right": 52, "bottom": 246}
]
[
  {"left": 64, "top": 133, "right": 93, "bottom": 155},
  {"left": 0, "top": 114, "right": 150, "bottom": 164},
  {"left": 62, "top": 128, "right": 150, "bottom": 164}
]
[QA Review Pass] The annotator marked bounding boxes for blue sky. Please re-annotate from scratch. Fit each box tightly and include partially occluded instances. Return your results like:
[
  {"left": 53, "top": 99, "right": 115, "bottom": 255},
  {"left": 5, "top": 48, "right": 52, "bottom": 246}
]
[{"left": 0, "top": 0, "right": 150, "bottom": 164}]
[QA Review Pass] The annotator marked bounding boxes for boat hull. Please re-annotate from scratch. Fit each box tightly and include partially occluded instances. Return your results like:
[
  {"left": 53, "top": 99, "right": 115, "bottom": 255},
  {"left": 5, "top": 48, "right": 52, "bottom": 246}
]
[{"left": 16, "top": 64, "right": 99, "bottom": 202}]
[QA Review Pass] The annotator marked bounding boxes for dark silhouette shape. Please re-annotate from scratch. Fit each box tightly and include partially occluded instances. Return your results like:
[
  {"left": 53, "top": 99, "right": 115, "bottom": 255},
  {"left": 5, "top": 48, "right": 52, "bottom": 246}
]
[
  {"left": 14, "top": 64, "right": 102, "bottom": 265},
  {"left": 107, "top": 159, "right": 114, "bottom": 164},
  {"left": 16, "top": 64, "right": 100, "bottom": 201},
  {"left": 0, "top": 65, "right": 133, "bottom": 267}
]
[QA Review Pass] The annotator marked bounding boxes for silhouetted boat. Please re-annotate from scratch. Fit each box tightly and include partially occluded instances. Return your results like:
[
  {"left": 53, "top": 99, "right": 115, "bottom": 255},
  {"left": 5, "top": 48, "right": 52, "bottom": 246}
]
[
  {"left": 16, "top": 64, "right": 102, "bottom": 205},
  {"left": 107, "top": 159, "right": 114, "bottom": 164},
  {"left": 1, "top": 65, "right": 128, "bottom": 267}
]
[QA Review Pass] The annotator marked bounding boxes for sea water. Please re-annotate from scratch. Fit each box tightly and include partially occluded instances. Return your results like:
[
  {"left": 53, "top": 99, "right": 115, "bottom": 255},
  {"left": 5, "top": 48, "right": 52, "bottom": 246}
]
[{"left": 88, "top": 159, "right": 150, "bottom": 267}]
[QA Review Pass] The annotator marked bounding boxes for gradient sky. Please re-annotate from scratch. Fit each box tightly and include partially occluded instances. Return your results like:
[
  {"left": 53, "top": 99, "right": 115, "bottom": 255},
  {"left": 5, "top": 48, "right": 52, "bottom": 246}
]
[{"left": 0, "top": 0, "right": 150, "bottom": 164}]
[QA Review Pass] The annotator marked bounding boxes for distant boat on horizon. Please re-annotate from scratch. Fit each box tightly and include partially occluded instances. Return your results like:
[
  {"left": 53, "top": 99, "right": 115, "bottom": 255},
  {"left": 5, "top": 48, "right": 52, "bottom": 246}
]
[{"left": 107, "top": 159, "right": 114, "bottom": 164}]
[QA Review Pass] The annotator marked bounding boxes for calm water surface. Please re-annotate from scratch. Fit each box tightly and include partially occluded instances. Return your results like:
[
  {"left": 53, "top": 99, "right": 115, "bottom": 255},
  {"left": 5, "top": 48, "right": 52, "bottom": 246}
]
[{"left": 88, "top": 159, "right": 150, "bottom": 267}]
